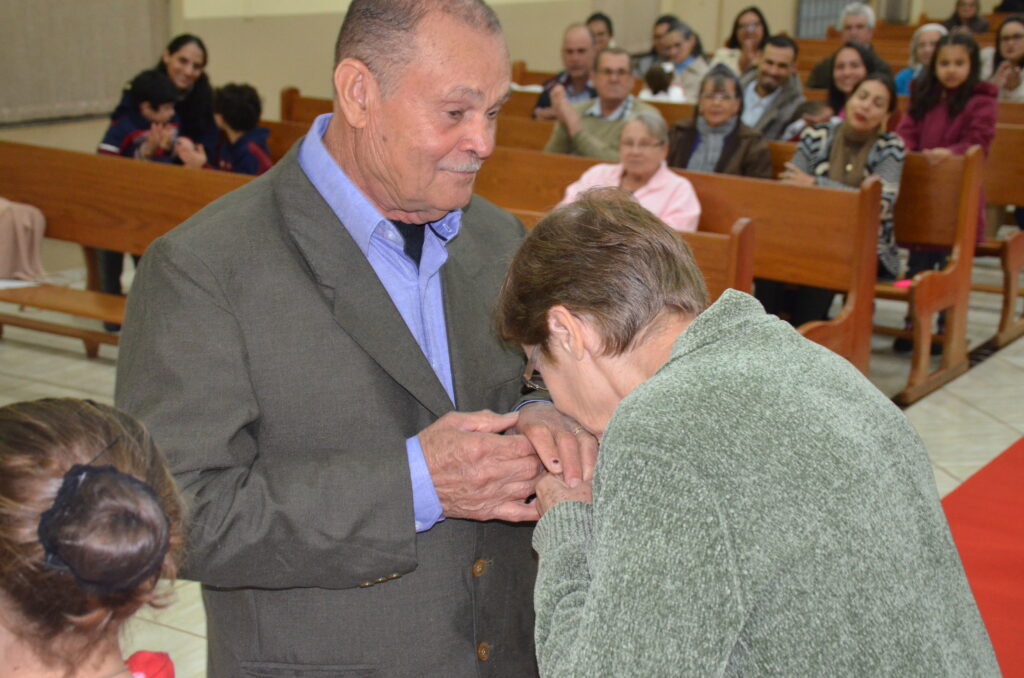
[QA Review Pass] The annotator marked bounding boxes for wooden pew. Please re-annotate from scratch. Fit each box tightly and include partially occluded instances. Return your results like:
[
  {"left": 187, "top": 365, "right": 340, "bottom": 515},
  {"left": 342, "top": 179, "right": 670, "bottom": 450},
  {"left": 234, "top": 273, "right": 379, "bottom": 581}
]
[
  {"left": 280, "top": 87, "right": 331, "bottom": 124},
  {"left": 772, "top": 126, "right": 1024, "bottom": 351},
  {"left": 505, "top": 89, "right": 541, "bottom": 118},
  {"left": 0, "top": 141, "right": 251, "bottom": 356},
  {"left": 511, "top": 60, "right": 553, "bottom": 87},
  {"left": 474, "top": 148, "right": 754, "bottom": 302},
  {"left": 976, "top": 124, "right": 1024, "bottom": 347},
  {"left": 996, "top": 101, "right": 1024, "bottom": 126},
  {"left": 261, "top": 119, "right": 307, "bottom": 162},
  {"left": 476, "top": 146, "right": 880, "bottom": 372},
  {"left": 767, "top": 141, "right": 985, "bottom": 404},
  {"left": 496, "top": 115, "right": 555, "bottom": 150},
  {"left": 881, "top": 147, "right": 984, "bottom": 404},
  {"left": 794, "top": 38, "right": 911, "bottom": 78},
  {"left": 503, "top": 207, "right": 754, "bottom": 303}
]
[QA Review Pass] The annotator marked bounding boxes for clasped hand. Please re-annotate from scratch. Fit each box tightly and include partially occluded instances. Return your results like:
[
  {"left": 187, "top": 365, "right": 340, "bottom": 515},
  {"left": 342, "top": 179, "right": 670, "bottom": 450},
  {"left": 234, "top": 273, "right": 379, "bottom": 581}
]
[{"left": 419, "top": 402, "right": 598, "bottom": 523}]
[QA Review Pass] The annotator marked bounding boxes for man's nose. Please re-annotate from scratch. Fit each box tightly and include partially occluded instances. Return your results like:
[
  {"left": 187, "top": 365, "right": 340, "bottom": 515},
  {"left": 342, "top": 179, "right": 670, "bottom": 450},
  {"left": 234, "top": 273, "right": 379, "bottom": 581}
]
[{"left": 464, "top": 114, "right": 495, "bottom": 158}]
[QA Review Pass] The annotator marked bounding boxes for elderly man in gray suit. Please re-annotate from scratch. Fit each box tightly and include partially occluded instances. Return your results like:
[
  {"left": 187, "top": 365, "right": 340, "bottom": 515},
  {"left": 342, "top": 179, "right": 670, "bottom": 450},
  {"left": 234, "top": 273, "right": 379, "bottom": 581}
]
[{"left": 115, "top": 1, "right": 597, "bottom": 675}]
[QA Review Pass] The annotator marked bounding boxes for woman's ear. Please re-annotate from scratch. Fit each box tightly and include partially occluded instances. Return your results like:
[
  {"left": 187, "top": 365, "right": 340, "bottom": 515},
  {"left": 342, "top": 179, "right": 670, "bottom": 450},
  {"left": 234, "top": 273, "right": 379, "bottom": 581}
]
[
  {"left": 333, "top": 58, "right": 377, "bottom": 129},
  {"left": 546, "top": 305, "right": 586, "bottom": 360}
]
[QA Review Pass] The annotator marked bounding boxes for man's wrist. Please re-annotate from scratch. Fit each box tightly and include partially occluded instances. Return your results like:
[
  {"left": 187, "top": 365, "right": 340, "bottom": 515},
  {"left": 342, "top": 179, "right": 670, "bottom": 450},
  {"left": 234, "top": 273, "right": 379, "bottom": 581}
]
[{"left": 406, "top": 434, "right": 444, "bottom": 532}]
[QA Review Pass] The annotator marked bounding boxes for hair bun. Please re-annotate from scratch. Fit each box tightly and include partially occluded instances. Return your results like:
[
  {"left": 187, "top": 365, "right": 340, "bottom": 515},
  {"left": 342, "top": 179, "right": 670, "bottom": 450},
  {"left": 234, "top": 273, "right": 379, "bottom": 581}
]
[{"left": 38, "top": 465, "right": 170, "bottom": 597}]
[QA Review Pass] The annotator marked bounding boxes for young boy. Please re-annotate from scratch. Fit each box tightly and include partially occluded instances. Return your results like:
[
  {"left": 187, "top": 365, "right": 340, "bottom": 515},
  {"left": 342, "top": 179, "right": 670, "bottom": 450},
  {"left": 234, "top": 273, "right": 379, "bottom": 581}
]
[
  {"left": 178, "top": 83, "right": 272, "bottom": 175},
  {"left": 98, "top": 69, "right": 180, "bottom": 162}
]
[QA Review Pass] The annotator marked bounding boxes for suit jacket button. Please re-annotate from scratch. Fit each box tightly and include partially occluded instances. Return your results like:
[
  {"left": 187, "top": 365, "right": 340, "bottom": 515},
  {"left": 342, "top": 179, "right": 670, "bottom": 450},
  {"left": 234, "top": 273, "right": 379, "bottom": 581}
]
[
  {"left": 472, "top": 558, "right": 488, "bottom": 577},
  {"left": 477, "top": 642, "right": 491, "bottom": 662}
]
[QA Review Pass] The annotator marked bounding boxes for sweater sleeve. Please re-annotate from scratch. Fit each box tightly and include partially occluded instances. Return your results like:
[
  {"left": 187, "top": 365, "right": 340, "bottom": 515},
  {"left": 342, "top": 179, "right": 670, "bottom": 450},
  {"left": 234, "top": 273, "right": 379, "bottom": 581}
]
[
  {"left": 895, "top": 107, "right": 922, "bottom": 151},
  {"left": 544, "top": 121, "right": 573, "bottom": 155},
  {"left": 570, "top": 127, "right": 621, "bottom": 162},
  {"left": 790, "top": 129, "right": 818, "bottom": 177},
  {"left": 743, "top": 136, "right": 774, "bottom": 178},
  {"left": 947, "top": 94, "right": 997, "bottom": 156},
  {"left": 532, "top": 429, "right": 745, "bottom": 677},
  {"left": 868, "top": 135, "right": 906, "bottom": 228}
]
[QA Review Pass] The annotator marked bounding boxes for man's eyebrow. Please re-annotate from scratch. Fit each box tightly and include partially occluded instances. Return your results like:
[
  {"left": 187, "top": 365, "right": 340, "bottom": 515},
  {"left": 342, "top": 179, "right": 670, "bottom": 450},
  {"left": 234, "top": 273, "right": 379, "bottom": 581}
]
[{"left": 445, "top": 86, "right": 486, "bottom": 102}]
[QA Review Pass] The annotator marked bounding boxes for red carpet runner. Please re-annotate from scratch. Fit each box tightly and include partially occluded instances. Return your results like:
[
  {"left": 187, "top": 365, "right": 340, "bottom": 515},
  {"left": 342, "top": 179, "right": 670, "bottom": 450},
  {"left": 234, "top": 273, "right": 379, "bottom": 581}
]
[{"left": 942, "top": 436, "right": 1024, "bottom": 677}]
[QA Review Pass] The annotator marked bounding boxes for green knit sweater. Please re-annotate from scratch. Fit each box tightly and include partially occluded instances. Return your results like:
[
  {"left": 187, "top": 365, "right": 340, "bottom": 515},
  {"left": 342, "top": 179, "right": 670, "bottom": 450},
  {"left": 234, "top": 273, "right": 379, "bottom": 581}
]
[
  {"left": 543, "top": 98, "right": 663, "bottom": 161},
  {"left": 533, "top": 290, "right": 999, "bottom": 677}
]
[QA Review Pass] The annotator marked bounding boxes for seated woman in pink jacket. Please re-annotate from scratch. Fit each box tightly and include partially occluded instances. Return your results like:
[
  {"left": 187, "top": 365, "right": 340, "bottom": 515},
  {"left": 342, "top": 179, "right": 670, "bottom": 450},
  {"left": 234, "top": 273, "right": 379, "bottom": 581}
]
[{"left": 559, "top": 112, "right": 702, "bottom": 232}]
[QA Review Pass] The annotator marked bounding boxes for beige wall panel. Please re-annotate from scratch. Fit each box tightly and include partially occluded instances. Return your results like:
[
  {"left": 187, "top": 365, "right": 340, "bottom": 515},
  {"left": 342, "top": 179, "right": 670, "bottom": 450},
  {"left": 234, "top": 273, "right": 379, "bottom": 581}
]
[
  {"left": 183, "top": 14, "right": 343, "bottom": 120},
  {"left": 493, "top": 1, "right": 592, "bottom": 71}
]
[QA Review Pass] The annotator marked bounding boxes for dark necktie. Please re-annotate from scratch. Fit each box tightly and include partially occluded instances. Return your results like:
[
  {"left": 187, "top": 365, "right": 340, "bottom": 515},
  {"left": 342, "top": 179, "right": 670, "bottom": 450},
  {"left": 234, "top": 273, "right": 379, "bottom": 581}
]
[{"left": 391, "top": 220, "right": 425, "bottom": 268}]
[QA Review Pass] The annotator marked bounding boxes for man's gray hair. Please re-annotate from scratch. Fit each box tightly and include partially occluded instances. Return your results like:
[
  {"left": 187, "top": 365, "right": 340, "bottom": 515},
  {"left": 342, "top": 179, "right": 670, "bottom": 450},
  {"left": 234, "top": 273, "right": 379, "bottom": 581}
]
[
  {"left": 839, "top": 2, "right": 876, "bottom": 29},
  {"left": 593, "top": 45, "right": 632, "bottom": 71},
  {"left": 335, "top": 0, "right": 503, "bottom": 95},
  {"left": 626, "top": 112, "right": 669, "bottom": 146}
]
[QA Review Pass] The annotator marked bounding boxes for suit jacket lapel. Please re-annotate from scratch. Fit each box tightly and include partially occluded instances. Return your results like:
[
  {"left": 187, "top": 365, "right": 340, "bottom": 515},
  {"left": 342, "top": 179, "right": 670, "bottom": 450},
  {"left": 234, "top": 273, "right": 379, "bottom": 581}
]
[{"left": 271, "top": 148, "right": 454, "bottom": 418}]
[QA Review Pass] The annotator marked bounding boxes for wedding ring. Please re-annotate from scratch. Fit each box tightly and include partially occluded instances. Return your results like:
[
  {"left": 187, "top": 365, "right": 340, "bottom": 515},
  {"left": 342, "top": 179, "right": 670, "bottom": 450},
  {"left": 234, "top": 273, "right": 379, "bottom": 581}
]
[{"left": 572, "top": 425, "right": 585, "bottom": 435}]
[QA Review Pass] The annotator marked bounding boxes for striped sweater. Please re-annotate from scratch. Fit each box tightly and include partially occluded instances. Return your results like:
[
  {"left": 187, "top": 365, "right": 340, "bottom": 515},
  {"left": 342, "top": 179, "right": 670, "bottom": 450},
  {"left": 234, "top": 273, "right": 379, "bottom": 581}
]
[{"left": 791, "top": 123, "right": 906, "bottom": 280}]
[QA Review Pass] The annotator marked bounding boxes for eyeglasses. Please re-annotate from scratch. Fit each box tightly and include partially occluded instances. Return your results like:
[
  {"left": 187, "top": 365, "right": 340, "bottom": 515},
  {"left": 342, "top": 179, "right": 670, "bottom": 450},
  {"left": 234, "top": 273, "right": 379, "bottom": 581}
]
[
  {"left": 620, "top": 139, "right": 665, "bottom": 150},
  {"left": 700, "top": 92, "right": 737, "bottom": 102},
  {"left": 739, "top": 21, "right": 762, "bottom": 31},
  {"left": 597, "top": 67, "right": 631, "bottom": 78},
  {"left": 1000, "top": 32, "right": 1024, "bottom": 43},
  {"left": 522, "top": 346, "right": 547, "bottom": 391}
]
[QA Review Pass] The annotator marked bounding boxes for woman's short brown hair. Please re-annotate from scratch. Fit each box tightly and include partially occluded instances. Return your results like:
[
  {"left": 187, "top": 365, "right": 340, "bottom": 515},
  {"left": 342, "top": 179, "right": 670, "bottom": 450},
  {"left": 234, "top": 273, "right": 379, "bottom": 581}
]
[
  {"left": 495, "top": 190, "right": 707, "bottom": 355},
  {"left": 0, "top": 398, "right": 186, "bottom": 672}
]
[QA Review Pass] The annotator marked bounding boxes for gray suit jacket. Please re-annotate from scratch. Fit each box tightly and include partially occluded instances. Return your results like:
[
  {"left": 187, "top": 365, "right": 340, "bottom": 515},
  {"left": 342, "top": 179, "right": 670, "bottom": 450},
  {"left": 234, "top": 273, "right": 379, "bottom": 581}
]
[{"left": 115, "top": 147, "right": 538, "bottom": 677}]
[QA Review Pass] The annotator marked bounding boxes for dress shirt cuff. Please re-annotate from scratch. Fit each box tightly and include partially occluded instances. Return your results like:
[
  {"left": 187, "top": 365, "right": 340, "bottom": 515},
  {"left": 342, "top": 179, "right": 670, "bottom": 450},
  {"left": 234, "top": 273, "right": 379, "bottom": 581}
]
[
  {"left": 407, "top": 434, "right": 445, "bottom": 533},
  {"left": 513, "top": 398, "right": 551, "bottom": 412}
]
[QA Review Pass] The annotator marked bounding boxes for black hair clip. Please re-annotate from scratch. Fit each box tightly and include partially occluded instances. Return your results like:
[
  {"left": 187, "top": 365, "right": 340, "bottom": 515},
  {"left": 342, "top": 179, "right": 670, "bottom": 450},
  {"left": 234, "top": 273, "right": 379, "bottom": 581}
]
[{"left": 37, "top": 461, "right": 169, "bottom": 597}]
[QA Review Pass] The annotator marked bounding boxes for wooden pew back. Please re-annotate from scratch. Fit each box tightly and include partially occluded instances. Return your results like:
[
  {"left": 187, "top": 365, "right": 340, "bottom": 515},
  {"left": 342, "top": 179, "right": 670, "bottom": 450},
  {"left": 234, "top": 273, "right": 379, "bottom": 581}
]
[
  {"left": 0, "top": 141, "right": 251, "bottom": 256},
  {"left": 496, "top": 115, "right": 555, "bottom": 150},
  {"left": 280, "top": 87, "right": 332, "bottom": 125},
  {"left": 262, "top": 119, "right": 307, "bottom": 162},
  {"left": 477, "top": 146, "right": 879, "bottom": 371},
  {"left": 476, "top": 147, "right": 755, "bottom": 301}
]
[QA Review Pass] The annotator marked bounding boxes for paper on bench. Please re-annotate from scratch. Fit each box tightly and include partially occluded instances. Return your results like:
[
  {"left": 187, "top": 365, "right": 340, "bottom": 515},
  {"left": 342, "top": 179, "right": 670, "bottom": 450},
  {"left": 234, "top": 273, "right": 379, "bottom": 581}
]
[{"left": 0, "top": 279, "right": 40, "bottom": 290}]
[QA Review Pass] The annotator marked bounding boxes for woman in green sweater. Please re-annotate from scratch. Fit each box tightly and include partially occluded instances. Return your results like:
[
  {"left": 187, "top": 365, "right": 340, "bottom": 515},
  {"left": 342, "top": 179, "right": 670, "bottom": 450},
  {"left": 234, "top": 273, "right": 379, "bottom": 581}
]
[{"left": 495, "top": 193, "right": 998, "bottom": 677}]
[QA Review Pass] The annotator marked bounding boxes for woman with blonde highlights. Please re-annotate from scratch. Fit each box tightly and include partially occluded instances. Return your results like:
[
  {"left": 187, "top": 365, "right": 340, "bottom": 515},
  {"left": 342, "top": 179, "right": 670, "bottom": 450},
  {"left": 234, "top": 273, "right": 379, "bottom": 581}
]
[{"left": 0, "top": 398, "right": 185, "bottom": 678}]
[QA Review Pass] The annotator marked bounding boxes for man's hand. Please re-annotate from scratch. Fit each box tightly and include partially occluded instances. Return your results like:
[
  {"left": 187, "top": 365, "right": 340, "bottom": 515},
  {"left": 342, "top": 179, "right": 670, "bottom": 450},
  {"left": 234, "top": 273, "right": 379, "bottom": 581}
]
[
  {"left": 513, "top": 401, "right": 598, "bottom": 487},
  {"left": 991, "top": 60, "right": 1022, "bottom": 91},
  {"left": 176, "top": 137, "right": 208, "bottom": 169},
  {"left": 533, "top": 106, "right": 558, "bottom": 121},
  {"left": 550, "top": 85, "right": 583, "bottom": 136},
  {"left": 419, "top": 410, "right": 544, "bottom": 523},
  {"left": 535, "top": 473, "right": 593, "bottom": 518}
]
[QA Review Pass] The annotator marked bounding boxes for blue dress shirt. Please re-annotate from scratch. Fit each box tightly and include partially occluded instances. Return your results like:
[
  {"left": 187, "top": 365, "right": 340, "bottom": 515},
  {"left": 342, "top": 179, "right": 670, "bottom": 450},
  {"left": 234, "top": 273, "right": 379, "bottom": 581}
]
[{"left": 298, "top": 113, "right": 454, "bottom": 532}]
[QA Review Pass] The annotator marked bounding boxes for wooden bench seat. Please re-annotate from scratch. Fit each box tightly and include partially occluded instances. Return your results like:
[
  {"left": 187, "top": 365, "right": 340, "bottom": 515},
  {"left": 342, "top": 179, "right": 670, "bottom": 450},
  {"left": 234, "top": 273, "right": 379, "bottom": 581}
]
[
  {"left": 0, "top": 141, "right": 250, "bottom": 356},
  {"left": 0, "top": 286, "right": 126, "bottom": 357},
  {"left": 975, "top": 124, "right": 1024, "bottom": 347},
  {"left": 768, "top": 140, "right": 985, "bottom": 404},
  {"left": 476, "top": 146, "right": 880, "bottom": 373},
  {"left": 262, "top": 119, "right": 308, "bottom": 162},
  {"left": 878, "top": 147, "right": 984, "bottom": 404}
]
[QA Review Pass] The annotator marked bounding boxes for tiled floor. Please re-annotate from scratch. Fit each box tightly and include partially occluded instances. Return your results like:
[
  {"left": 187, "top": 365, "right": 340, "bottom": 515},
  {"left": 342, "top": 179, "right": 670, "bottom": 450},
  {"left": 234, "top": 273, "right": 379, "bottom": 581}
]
[{"left": 2, "top": 118, "right": 1022, "bottom": 677}]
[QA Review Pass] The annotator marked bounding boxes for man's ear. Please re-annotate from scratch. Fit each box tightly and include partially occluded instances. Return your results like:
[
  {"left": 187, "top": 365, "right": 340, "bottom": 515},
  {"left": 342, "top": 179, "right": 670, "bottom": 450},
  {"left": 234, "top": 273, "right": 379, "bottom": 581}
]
[{"left": 333, "top": 58, "right": 378, "bottom": 129}]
